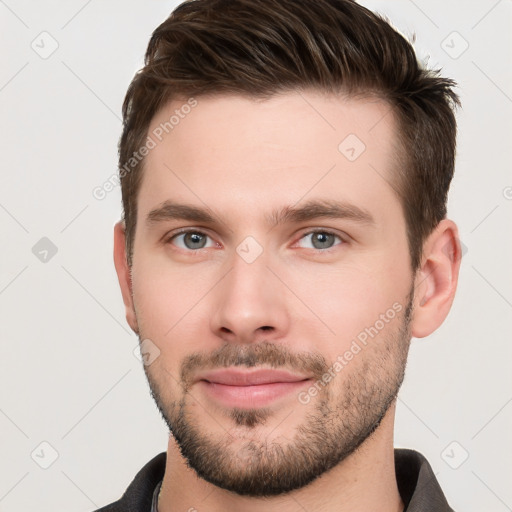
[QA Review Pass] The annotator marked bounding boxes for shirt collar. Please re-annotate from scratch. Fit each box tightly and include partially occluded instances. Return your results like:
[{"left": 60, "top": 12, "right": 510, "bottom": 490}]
[
  {"left": 123, "top": 448, "right": 454, "bottom": 512},
  {"left": 151, "top": 479, "right": 162, "bottom": 512}
]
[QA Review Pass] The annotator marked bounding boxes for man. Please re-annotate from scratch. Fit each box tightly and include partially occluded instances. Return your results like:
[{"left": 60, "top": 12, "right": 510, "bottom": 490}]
[{"left": 98, "top": 0, "right": 462, "bottom": 510}]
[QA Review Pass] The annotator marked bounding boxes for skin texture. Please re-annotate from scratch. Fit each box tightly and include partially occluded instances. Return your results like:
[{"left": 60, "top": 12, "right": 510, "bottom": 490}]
[{"left": 114, "top": 90, "right": 461, "bottom": 512}]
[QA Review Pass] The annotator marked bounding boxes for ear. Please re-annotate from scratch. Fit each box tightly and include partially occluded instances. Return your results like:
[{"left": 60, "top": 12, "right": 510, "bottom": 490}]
[
  {"left": 113, "top": 221, "right": 139, "bottom": 334},
  {"left": 411, "top": 219, "right": 462, "bottom": 338}
]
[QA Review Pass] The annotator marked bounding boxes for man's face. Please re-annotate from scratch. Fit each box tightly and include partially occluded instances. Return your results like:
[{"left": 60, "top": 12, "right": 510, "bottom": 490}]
[{"left": 129, "top": 91, "right": 414, "bottom": 496}]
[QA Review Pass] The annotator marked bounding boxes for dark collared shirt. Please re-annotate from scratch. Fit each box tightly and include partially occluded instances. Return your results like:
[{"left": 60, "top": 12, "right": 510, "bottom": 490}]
[{"left": 93, "top": 448, "right": 454, "bottom": 511}]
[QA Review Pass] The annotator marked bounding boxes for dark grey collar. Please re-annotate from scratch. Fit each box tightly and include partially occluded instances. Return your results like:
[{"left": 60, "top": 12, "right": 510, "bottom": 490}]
[{"left": 94, "top": 448, "right": 454, "bottom": 511}]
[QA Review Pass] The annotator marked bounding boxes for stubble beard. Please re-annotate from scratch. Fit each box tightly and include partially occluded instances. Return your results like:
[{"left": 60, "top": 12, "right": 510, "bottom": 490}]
[{"left": 142, "top": 292, "right": 413, "bottom": 497}]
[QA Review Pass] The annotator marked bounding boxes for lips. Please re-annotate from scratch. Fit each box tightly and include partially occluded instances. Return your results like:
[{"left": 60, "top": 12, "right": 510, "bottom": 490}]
[{"left": 196, "top": 368, "right": 311, "bottom": 386}]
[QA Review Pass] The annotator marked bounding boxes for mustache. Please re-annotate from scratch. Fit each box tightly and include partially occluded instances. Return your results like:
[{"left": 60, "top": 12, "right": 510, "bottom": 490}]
[{"left": 180, "top": 341, "right": 329, "bottom": 389}]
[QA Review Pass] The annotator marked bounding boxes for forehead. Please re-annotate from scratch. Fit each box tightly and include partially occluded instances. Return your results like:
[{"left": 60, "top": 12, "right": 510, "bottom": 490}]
[{"left": 138, "top": 91, "right": 402, "bottom": 227}]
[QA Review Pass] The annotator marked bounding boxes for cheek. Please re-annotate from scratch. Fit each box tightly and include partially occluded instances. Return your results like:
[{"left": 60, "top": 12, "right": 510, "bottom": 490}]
[
  {"left": 131, "top": 258, "right": 217, "bottom": 358},
  {"left": 131, "top": 261, "right": 187, "bottom": 338},
  {"left": 283, "top": 261, "right": 408, "bottom": 354}
]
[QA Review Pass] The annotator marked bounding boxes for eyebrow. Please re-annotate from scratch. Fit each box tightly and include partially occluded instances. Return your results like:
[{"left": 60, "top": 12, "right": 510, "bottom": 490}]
[
  {"left": 145, "top": 199, "right": 375, "bottom": 228},
  {"left": 146, "top": 201, "right": 217, "bottom": 225},
  {"left": 266, "top": 199, "right": 375, "bottom": 227}
]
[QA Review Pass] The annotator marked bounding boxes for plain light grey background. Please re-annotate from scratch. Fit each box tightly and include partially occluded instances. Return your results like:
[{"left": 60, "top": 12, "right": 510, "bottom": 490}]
[{"left": 1, "top": 1, "right": 511, "bottom": 511}]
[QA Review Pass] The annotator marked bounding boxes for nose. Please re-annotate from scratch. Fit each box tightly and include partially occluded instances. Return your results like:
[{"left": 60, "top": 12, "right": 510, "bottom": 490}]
[{"left": 210, "top": 250, "right": 290, "bottom": 344}]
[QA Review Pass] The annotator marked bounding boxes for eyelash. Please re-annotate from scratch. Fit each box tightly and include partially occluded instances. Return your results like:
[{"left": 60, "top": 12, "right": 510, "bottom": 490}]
[{"left": 164, "top": 228, "right": 345, "bottom": 252}]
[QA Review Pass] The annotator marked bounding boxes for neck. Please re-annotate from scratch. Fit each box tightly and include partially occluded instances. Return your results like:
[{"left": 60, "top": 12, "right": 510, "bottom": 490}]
[{"left": 158, "top": 404, "right": 404, "bottom": 512}]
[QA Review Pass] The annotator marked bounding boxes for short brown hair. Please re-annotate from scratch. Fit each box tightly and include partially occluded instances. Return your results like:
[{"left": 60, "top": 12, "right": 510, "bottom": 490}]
[{"left": 119, "top": 0, "right": 460, "bottom": 270}]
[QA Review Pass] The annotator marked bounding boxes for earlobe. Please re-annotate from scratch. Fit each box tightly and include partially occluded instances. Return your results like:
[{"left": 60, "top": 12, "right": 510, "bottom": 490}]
[
  {"left": 113, "top": 221, "right": 139, "bottom": 334},
  {"left": 411, "top": 219, "right": 462, "bottom": 338}
]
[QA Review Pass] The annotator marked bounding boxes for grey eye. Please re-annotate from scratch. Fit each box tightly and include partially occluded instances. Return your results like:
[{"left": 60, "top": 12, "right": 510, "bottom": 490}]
[
  {"left": 171, "top": 231, "right": 214, "bottom": 250},
  {"left": 297, "top": 231, "right": 342, "bottom": 250},
  {"left": 311, "top": 232, "right": 336, "bottom": 249},
  {"left": 183, "top": 232, "right": 208, "bottom": 249}
]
